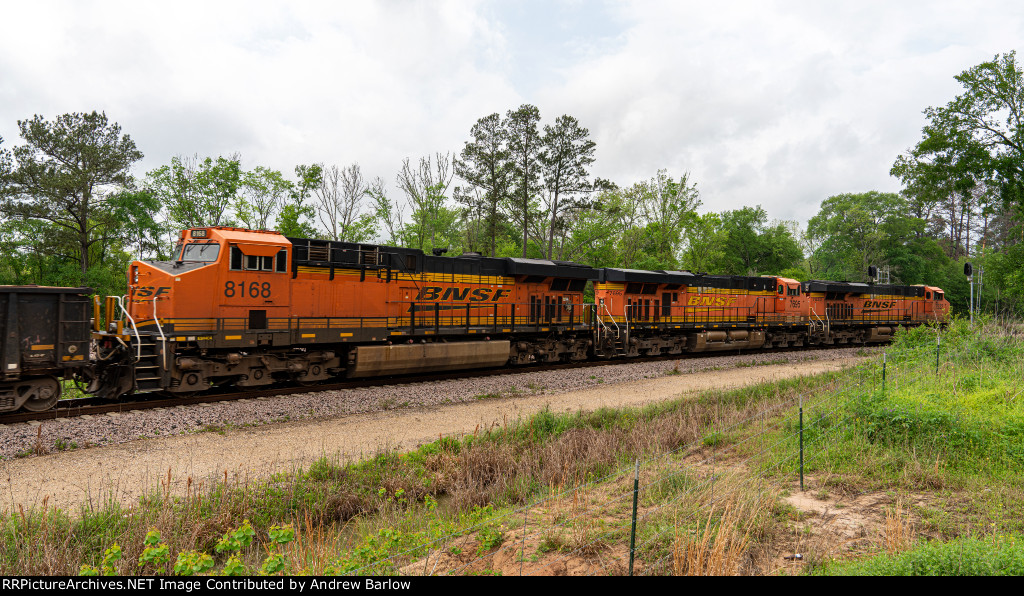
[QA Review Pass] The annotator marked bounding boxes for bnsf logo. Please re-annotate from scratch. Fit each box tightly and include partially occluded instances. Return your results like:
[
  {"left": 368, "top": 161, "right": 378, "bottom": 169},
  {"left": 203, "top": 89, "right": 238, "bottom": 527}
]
[
  {"left": 864, "top": 300, "right": 897, "bottom": 308},
  {"left": 415, "top": 287, "right": 512, "bottom": 302},
  {"left": 687, "top": 296, "right": 738, "bottom": 307},
  {"left": 135, "top": 286, "right": 171, "bottom": 298}
]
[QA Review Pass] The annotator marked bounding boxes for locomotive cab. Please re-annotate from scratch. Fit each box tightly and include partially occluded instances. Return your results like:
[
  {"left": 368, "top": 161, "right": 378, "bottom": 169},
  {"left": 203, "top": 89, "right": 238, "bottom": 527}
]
[
  {"left": 127, "top": 227, "right": 292, "bottom": 337},
  {"left": 922, "top": 286, "right": 951, "bottom": 321},
  {"left": 773, "top": 277, "right": 804, "bottom": 321}
]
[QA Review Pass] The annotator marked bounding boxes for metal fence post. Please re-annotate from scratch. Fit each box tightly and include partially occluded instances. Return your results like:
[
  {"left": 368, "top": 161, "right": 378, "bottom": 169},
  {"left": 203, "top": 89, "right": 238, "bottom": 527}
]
[
  {"left": 628, "top": 459, "right": 640, "bottom": 576},
  {"left": 882, "top": 351, "right": 887, "bottom": 393},
  {"left": 936, "top": 334, "right": 941, "bottom": 375},
  {"left": 520, "top": 502, "right": 528, "bottom": 576},
  {"left": 799, "top": 394, "right": 805, "bottom": 492}
]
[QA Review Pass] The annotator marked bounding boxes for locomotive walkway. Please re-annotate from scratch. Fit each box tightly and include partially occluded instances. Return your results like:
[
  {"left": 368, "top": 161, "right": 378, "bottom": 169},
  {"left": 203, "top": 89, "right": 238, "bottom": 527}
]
[{"left": 1, "top": 357, "right": 865, "bottom": 514}]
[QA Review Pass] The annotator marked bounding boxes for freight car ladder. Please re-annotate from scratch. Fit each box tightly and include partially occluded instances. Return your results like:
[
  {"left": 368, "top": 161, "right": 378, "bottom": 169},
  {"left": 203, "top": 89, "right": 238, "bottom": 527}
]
[{"left": 132, "top": 335, "right": 164, "bottom": 393}]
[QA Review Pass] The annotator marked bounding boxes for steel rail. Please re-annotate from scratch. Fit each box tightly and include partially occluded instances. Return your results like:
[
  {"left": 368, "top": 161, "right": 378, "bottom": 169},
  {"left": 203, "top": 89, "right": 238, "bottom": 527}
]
[{"left": 0, "top": 344, "right": 878, "bottom": 425}]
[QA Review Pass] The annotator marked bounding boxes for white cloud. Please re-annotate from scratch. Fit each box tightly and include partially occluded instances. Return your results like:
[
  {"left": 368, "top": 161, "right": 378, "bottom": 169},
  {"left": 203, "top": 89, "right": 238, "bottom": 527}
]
[
  {"left": 539, "top": 0, "right": 1024, "bottom": 222},
  {"left": 1, "top": 0, "right": 1023, "bottom": 227}
]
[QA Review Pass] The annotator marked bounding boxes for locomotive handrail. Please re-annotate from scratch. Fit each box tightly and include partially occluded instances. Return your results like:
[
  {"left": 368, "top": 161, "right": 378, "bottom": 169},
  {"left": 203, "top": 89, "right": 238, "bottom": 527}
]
[
  {"left": 600, "top": 302, "right": 620, "bottom": 339},
  {"left": 151, "top": 296, "right": 167, "bottom": 345},
  {"left": 116, "top": 295, "right": 143, "bottom": 360},
  {"left": 815, "top": 305, "right": 829, "bottom": 337}
]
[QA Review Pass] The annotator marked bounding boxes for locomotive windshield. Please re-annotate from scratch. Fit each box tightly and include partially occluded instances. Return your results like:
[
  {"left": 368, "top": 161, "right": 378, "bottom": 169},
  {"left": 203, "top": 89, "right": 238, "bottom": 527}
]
[{"left": 181, "top": 242, "right": 221, "bottom": 262}]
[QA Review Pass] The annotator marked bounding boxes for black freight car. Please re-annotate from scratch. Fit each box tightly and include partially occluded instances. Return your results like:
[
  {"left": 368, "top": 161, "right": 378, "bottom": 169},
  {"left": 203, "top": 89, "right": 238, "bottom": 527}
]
[{"left": 0, "top": 286, "right": 92, "bottom": 413}]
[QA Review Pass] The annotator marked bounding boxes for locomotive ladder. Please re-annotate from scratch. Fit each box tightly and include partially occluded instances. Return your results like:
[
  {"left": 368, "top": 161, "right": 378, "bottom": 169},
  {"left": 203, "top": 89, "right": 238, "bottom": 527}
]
[
  {"left": 593, "top": 303, "right": 627, "bottom": 356},
  {"left": 132, "top": 334, "right": 164, "bottom": 393},
  {"left": 810, "top": 308, "right": 830, "bottom": 340}
]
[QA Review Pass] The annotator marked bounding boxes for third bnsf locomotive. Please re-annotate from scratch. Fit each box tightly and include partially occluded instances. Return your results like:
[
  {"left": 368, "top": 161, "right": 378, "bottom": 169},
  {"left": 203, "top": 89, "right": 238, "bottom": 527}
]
[{"left": 2, "top": 226, "right": 951, "bottom": 412}]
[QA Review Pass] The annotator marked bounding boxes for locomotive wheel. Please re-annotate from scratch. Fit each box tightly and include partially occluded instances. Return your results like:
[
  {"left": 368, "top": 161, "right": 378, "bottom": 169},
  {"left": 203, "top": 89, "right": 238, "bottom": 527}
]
[
  {"left": 295, "top": 373, "right": 321, "bottom": 387},
  {"left": 20, "top": 378, "right": 61, "bottom": 412}
]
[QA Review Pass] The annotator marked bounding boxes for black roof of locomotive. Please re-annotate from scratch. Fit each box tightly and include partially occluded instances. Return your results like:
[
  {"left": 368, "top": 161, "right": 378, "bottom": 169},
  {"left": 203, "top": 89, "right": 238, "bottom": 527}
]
[
  {"left": 698, "top": 275, "right": 776, "bottom": 292},
  {"left": 287, "top": 237, "right": 597, "bottom": 280},
  {"left": 802, "top": 280, "right": 927, "bottom": 297},
  {"left": 599, "top": 268, "right": 694, "bottom": 284},
  {"left": 596, "top": 269, "right": 776, "bottom": 292},
  {"left": 504, "top": 257, "right": 597, "bottom": 280}
]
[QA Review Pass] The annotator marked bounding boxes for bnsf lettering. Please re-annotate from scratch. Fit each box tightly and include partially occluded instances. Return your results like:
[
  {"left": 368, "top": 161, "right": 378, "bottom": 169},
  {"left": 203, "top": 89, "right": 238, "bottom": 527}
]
[
  {"left": 135, "top": 286, "right": 171, "bottom": 298},
  {"left": 441, "top": 287, "right": 471, "bottom": 301},
  {"left": 415, "top": 287, "right": 512, "bottom": 302},
  {"left": 864, "top": 301, "right": 897, "bottom": 308},
  {"left": 686, "top": 296, "right": 737, "bottom": 307}
]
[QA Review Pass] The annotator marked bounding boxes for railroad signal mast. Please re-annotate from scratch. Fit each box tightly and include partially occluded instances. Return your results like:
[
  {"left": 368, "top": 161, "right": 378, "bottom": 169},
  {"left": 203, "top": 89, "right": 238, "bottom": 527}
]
[
  {"left": 965, "top": 262, "right": 974, "bottom": 325},
  {"left": 868, "top": 265, "right": 891, "bottom": 285}
]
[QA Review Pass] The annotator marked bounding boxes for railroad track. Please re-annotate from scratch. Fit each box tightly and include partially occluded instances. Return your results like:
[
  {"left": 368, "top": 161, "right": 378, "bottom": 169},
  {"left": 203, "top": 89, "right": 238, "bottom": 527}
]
[{"left": 0, "top": 345, "right": 877, "bottom": 425}]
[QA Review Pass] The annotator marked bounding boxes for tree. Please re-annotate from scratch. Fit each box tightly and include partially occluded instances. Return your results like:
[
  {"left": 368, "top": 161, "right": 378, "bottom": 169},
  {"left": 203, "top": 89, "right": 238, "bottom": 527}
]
[
  {"left": 0, "top": 135, "right": 11, "bottom": 192},
  {"left": 236, "top": 166, "right": 292, "bottom": 231},
  {"left": 312, "top": 163, "right": 376, "bottom": 242},
  {"left": 0, "top": 111, "right": 143, "bottom": 278},
  {"left": 895, "top": 52, "right": 1024, "bottom": 219},
  {"left": 806, "top": 192, "right": 914, "bottom": 282},
  {"left": 716, "top": 206, "right": 802, "bottom": 276},
  {"left": 614, "top": 171, "right": 701, "bottom": 270},
  {"left": 396, "top": 154, "right": 454, "bottom": 250},
  {"left": 367, "top": 176, "right": 404, "bottom": 246},
  {"left": 539, "top": 115, "right": 596, "bottom": 259},
  {"left": 456, "top": 113, "right": 510, "bottom": 257},
  {"left": 106, "top": 188, "right": 166, "bottom": 260},
  {"left": 504, "top": 105, "right": 543, "bottom": 257},
  {"left": 148, "top": 154, "right": 242, "bottom": 230},
  {"left": 680, "top": 212, "right": 723, "bottom": 273},
  {"left": 277, "top": 164, "right": 321, "bottom": 238}
]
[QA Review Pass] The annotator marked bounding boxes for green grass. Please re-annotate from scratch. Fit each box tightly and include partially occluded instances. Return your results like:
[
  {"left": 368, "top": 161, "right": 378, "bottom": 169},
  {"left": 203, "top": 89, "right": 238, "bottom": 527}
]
[
  {"left": 813, "top": 535, "right": 1024, "bottom": 575},
  {"left": 5, "top": 320, "right": 1022, "bottom": 575}
]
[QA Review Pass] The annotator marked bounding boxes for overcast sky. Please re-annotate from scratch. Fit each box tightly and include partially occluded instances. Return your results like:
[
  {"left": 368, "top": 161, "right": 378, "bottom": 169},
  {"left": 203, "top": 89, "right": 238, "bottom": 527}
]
[{"left": 2, "top": 0, "right": 1023, "bottom": 226}]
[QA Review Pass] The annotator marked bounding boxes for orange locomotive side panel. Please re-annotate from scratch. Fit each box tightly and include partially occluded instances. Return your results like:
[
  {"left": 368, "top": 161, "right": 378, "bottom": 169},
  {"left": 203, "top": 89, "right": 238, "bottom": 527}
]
[{"left": 127, "top": 228, "right": 594, "bottom": 339}]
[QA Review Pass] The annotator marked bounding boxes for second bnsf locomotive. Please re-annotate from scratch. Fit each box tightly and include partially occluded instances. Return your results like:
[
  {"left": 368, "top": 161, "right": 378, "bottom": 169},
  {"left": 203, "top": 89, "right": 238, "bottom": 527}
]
[{"left": 2, "top": 226, "right": 951, "bottom": 412}]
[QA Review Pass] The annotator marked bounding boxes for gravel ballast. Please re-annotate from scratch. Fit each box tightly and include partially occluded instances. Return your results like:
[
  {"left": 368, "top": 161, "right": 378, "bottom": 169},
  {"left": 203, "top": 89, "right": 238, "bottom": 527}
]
[{"left": 0, "top": 347, "right": 876, "bottom": 461}]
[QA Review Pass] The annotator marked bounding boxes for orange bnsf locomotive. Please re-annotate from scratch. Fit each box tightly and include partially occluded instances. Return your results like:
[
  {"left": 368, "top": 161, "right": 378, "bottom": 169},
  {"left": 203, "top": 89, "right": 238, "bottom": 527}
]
[
  {"left": 0, "top": 226, "right": 951, "bottom": 413},
  {"left": 592, "top": 271, "right": 949, "bottom": 356},
  {"left": 86, "top": 226, "right": 597, "bottom": 400}
]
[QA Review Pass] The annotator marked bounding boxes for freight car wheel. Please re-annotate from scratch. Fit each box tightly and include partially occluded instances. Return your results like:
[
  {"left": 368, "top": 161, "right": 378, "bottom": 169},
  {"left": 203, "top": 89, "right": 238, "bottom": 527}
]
[{"left": 20, "top": 378, "right": 61, "bottom": 412}]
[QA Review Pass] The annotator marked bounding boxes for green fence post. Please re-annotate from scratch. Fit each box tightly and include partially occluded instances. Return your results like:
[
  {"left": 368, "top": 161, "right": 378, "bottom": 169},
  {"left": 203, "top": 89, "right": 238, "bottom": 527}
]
[
  {"left": 799, "top": 394, "right": 805, "bottom": 492},
  {"left": 520, "top": 503, "right": 528, "bottom": 576},
  {"left": 882, "top": 351, "right": 887, "bottom": 393},
  {"left": 628, "top": 459, "right": 639, "bottom": 576}
]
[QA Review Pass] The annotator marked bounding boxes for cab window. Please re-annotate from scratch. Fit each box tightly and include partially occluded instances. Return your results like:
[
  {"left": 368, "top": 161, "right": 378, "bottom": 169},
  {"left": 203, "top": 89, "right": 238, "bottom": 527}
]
[
  {"left": 777, "top": 285, "right": 784, "bottom": 295},
  {"left": 181, "top": 242, "right": 220, "bottom": 262},
  {"left": 230, "top": 246, "right": 288, "bottom": 272}
]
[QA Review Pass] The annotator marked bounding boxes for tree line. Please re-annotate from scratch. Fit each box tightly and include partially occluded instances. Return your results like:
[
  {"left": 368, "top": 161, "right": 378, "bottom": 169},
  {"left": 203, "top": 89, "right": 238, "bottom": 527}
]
[{"left": 2, "top": 53, "right": 1024, "bottom": 317}]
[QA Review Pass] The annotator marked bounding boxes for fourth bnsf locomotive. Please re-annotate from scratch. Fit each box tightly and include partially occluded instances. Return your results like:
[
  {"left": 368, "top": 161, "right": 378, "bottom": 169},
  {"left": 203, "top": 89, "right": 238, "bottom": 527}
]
[{"left": 1, "top": 227, "right": 951, "bottom": 413}]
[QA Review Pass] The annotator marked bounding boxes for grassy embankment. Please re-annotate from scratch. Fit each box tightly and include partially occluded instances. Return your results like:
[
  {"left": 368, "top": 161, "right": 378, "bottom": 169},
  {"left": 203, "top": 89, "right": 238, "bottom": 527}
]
[{"left": 2, "top": 319, "right": 1022, "bottom": 575}]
